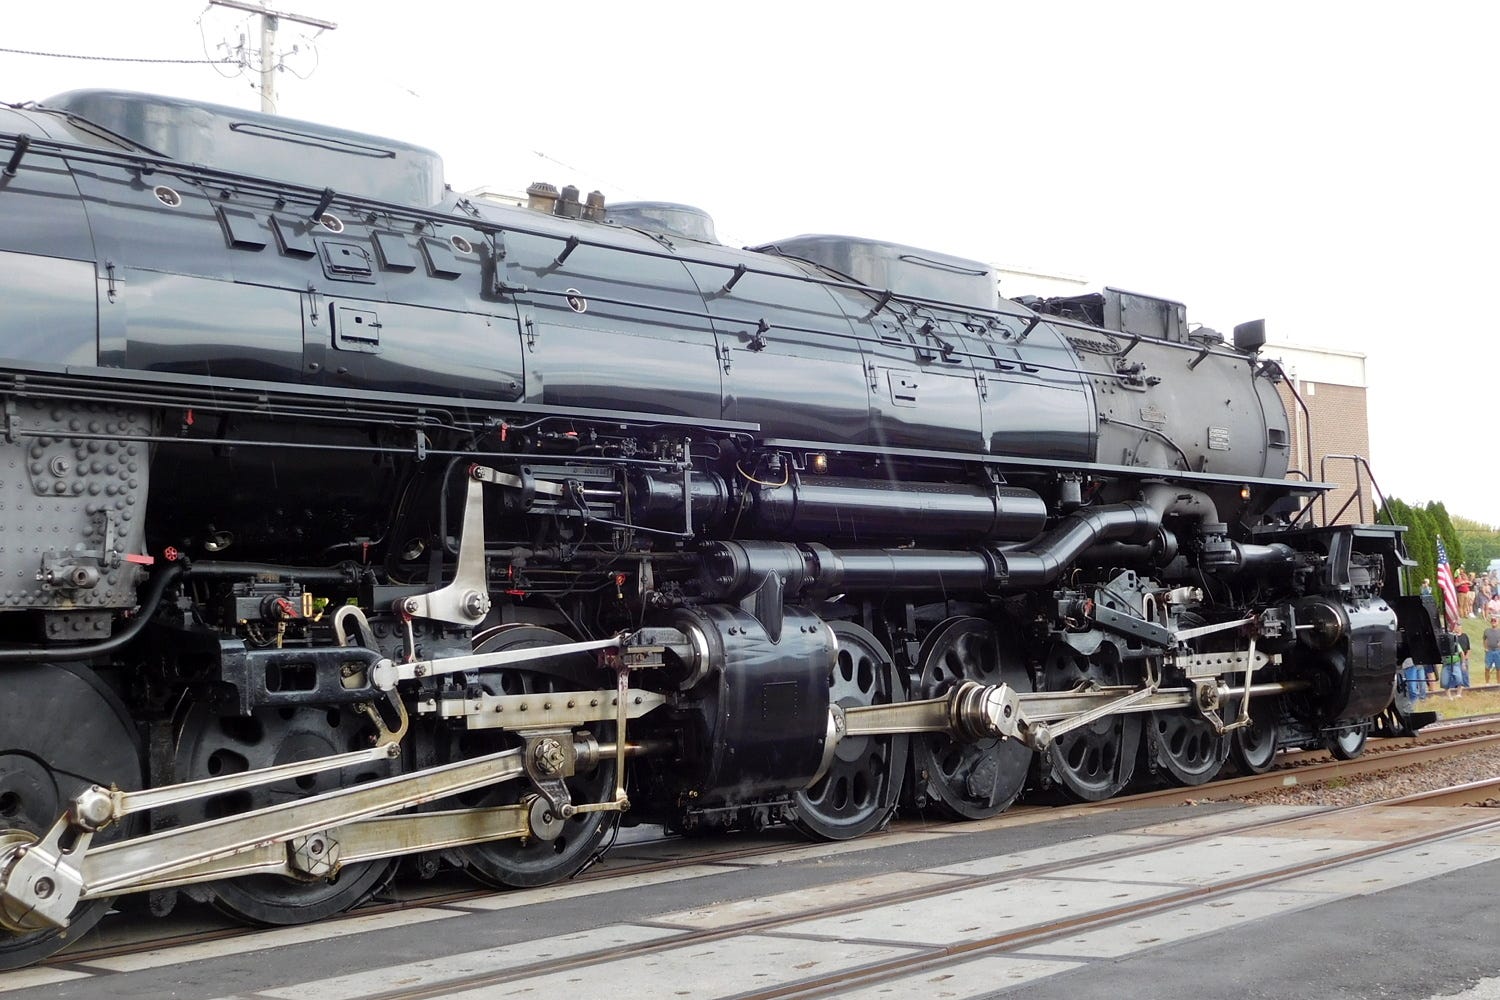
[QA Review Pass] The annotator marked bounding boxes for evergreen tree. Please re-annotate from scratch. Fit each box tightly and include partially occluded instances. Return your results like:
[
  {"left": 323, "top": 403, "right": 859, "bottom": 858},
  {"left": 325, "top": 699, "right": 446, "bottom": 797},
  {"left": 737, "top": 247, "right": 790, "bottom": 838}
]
[
  {"left": 1426, "top": 501, "right": 1465, "bottom": 572},
  {"left": 1379, "top": 498, "right": 1500, "bottom": 587},
  {"left": 1379, "top": 497, "right": 1434, "bottom": 585}
]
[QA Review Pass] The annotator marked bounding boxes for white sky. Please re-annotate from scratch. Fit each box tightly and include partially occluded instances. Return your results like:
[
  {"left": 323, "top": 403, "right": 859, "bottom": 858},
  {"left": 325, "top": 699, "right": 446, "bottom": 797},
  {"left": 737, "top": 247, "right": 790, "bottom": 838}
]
[{"left": 5, "top": 1, "right": 1496, "bottom": 524}]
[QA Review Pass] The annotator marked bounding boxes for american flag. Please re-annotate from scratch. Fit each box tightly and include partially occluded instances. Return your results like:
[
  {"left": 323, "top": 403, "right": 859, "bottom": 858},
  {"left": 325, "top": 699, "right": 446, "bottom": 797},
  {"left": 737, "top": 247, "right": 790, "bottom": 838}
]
[{"left": 1436, "top": 536, "right": 1460, "bottom": 627}]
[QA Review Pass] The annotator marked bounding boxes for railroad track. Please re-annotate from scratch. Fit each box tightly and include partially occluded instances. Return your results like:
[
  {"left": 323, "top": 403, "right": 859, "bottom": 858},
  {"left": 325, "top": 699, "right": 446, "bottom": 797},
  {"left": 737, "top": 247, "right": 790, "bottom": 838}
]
[
  {"left": 33, "top": 716, "right": 1500, "bottom": 982},
  {"left": 156, "top": 776, "right": 1500, "bottom": 1000},
  {"left": 731, "top": 790, "right": 1500, "bottom": 1000},
  {"left": 44, "top": 829, "right": 817, "bottom": 970},
  {"left": 1110, "top": 729, "right": 1500, "bottom": 809}
]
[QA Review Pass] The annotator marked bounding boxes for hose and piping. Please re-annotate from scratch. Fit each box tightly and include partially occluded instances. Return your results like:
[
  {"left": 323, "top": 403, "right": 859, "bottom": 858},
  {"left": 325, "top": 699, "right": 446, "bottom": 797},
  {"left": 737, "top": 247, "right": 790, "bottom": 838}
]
[{"left": 0, "top": 562, "right": 184, "bottom": 663}]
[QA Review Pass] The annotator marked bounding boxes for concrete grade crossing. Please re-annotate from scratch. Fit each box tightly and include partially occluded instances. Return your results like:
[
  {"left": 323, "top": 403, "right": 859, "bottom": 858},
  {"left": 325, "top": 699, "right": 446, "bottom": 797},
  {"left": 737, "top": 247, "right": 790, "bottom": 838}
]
[{"left": 4, "top": 800, "right": 1500, "bottom": 1000}]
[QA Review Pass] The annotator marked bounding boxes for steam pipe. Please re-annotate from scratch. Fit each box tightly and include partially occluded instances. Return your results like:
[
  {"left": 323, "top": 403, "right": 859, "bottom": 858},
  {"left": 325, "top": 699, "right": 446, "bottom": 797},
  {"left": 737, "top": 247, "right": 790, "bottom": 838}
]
[
  {"left": 1218, "top": 542, "right": 1298, "bottom": 575},
  {"left": 1077, "top": 528, "right": 1180, "bottom": 568},
  {"left": 986, "top": 502, "right": 1158, "bottom": 587},
  {"left": 703, "top": 484, "right": 1227, "bottom": 598},
  {"left": 183, "top": 560, "right": 361, "bottom": 582}
]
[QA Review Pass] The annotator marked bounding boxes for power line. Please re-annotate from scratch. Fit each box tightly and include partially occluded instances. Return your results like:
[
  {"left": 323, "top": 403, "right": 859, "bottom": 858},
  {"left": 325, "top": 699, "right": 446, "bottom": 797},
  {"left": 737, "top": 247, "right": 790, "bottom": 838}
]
[
  {"left": 207, "top": 1, "right": 336, "bottom": 113},
  {"left": 197, "top": 8, "right": 249, "bottom": 81},
  {"left": 0, "top": 45, "right": 235, "bottom": 65}
]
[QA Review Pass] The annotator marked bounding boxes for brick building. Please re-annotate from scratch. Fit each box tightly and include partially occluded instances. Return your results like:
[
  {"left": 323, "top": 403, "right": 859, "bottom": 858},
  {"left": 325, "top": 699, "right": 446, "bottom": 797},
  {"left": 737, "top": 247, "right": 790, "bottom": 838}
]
[{"left": 1263, "top": 343, "right": 1373, "bottom": 526}]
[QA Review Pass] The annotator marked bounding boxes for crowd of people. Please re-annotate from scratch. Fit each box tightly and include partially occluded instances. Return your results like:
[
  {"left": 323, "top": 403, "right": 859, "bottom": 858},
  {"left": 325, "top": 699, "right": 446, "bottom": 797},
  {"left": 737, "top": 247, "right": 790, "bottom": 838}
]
[
  {"left": 1451, "top": 568, "right": 1500, "bottom": 620},
  {"left": 1404, "top": 569, "right": 1500, "bottom": 702}
]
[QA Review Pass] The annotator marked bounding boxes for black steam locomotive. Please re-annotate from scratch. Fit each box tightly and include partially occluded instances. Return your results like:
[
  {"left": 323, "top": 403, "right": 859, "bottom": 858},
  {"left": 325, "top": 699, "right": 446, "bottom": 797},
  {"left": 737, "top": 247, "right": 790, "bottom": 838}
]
[{"left": 0, "top": 90, "right": 1434, "bottom": 967}]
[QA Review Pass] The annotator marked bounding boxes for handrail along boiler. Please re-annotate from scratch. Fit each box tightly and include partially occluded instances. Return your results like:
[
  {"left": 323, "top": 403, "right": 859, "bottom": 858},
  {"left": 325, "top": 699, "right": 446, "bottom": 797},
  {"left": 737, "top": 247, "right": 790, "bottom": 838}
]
[{"left": 0, "top": 90, "right": 1434, "bottom": 966}]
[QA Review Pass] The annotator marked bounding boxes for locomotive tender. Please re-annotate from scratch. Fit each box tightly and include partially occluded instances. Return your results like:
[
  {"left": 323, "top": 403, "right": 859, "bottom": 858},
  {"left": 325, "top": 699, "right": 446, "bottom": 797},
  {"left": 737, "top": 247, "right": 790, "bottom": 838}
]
[{"left": 0, "top": 90, "right": 1433, "bottom": 966}]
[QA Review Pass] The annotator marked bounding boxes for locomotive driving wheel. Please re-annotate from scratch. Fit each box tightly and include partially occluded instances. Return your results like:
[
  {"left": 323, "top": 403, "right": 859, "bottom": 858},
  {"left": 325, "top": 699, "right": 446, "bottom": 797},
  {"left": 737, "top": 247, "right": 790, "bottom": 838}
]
[
  {"left": 1144, "top": 708, "right": 1227, "bottom": 786},
  {"left": 452, "top": 625, "right": 617, "bottom": 888},
  {"left": 173, "top": 702, "right": 399, "bottom": 925},
  {"left": 1228, "top": 698, "right": 1281, "bottom": 774},
  {"left": 1034, "top": 645, "right": 1141, "bottom": 802},
  {"left": 907, "top": 617, "right": 1031, "bottom": 820},
  {"left": 0, "top": 662, "right": 141, "bottom": 970},
  {"left": 791, "top": 621, "right": 907, "bottom": 840}
]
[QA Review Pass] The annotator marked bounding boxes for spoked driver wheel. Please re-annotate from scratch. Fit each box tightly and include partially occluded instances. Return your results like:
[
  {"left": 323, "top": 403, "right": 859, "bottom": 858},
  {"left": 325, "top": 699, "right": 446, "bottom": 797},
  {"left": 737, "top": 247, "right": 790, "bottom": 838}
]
[
  {"left": 908, "top": 617, "right": 1031, "bottom": 820},
  {"left": 0, "top": 662, "right": 141, "bottom": 969},
  {"left": 453, "top": 625, "right": 617, "bottom": 888},
  {"left": 1034, "top": 645, "right": 1141, "bottom": 802},
  {"left": 174, "top": 703, "right": 399, "bottom": 925},
  {"left": 1145, "top": 709, "right": 1227, "bottom": 786},
  {"left": 1228, "top": 698, "right": 1281, "bottom": 775},
  {"left": 791, "top": 621, "right": 906, "bottom": 840}
]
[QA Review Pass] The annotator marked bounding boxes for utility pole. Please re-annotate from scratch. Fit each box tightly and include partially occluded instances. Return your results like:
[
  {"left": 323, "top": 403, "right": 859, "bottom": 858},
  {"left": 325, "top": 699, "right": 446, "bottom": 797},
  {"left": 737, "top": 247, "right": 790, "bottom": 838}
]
[{"left": 208, "top": 0, "right": 337, "bottom": 114}]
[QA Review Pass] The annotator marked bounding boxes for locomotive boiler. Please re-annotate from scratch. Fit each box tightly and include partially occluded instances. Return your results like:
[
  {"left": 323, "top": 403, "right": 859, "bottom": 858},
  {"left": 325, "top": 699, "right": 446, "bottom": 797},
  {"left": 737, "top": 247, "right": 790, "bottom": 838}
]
[{"left": 0, "top": 90, "right": 1434, "bottom": 967}]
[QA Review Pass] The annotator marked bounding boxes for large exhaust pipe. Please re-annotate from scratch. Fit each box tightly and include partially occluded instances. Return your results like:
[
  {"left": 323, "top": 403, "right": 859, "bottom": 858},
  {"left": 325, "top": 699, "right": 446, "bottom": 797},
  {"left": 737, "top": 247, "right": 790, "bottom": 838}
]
[{"left": 702, "top": 484, "right": 1228, "bottom": 599}]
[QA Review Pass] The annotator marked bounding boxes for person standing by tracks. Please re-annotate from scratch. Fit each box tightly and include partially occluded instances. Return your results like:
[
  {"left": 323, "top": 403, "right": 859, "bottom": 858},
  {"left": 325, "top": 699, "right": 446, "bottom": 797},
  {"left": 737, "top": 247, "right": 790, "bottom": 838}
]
[
  {"left": 1403, "top": 657, "right": 1428, "bottom": 702},
  {"left": 1474, "top": 576, "right": 1494, "bottom": 618},
  {"left": 1484, "top": 615, "right": 1500, "bottom": 685},
  {"left": 1442, "top": 628, "right": 1472, "bottom": 699}
]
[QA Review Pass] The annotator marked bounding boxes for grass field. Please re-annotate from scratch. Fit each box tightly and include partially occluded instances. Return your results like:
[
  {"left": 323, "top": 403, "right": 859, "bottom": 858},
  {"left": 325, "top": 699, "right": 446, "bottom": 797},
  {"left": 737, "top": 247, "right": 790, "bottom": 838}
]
[{"left": 1422, "top": 686, "right": 1500, "bottom": 720}]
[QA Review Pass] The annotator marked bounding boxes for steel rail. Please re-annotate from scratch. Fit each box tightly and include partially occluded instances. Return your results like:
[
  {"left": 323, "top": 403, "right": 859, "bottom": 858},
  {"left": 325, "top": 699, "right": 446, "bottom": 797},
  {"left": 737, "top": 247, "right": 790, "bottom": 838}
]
[
  {"left": 1105, "top": 730, "right": 1500, "bottom": 809},
  {"left": 331, "top": 781, "right": 1500, "bottom": 1000},
  {"left": 741, "top": 799, "right": 1500, "bottom": 1000}
]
